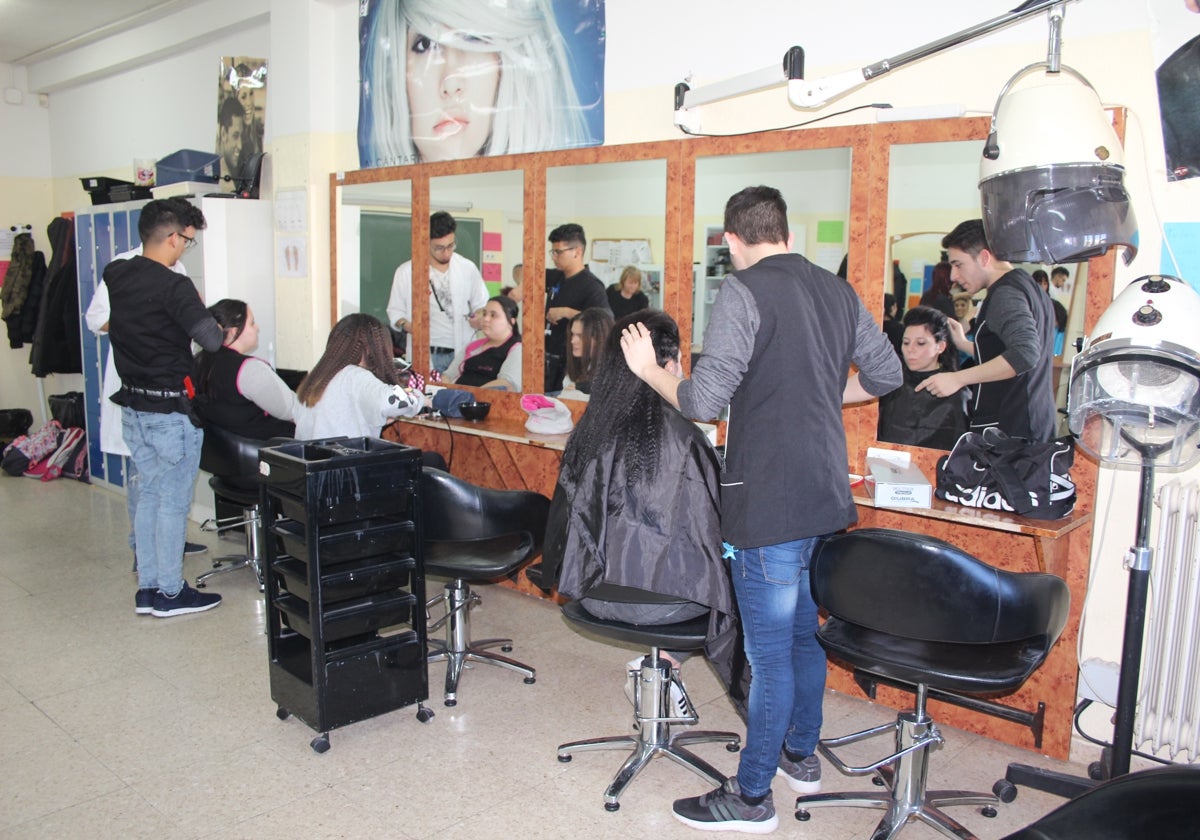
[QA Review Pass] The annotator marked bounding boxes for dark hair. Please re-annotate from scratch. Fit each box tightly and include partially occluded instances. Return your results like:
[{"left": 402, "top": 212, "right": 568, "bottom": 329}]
[
  {"left": 297, "top": 313, "right": 398, "bottom": 407},
  {"left": 218, "top": 96, "right": 245, "bottom": 129},
  {"left": 1051, "top": 266, "right": 1070, "bottom": 279},
  {"left": 724, "top": 185, "right": 789, "bottom": 246},
  {"left": 1052, "top": 298, "right": 1069, "bottom": 332},
  {"left": 565, "top": 306, "right": 614, "bottom": 388},
  {"left": 208, "top": 298, "right": 248, "bottom": 345},
  {"left": 941, "top": 219, "right": 990, "bottom": 257},
  {"left": 430, "top": 211, "right": 456, "bottom": 240},
  {"left": 1032, "top": 269, "right": 1050, "bottom": 290},
  {"left": 548, "top": 222, "right": 586, "bottom": 249},
  {"left": 137, "top": 198, "right": 207, "bottom": 244},
  {"left": 562, "top": 309, "right": 682, "bottom": 487},
  {"left": 884, "top": 293, "right": 897, "bottom": 318},
  {"left": 902, "top": 305, "right": 958, "bottom": 371},
  {"left": 487, "top": 294, "right": 520, "bottom": 340}
]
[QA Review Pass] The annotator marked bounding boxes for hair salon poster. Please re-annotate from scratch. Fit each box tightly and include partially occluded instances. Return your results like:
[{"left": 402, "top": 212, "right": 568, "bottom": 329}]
[
  {"left": 216, "top": 57, "right": 268, "bottom": 186},
  {"left": 357, "top": 0, "right": 605, "bottom": 168}
]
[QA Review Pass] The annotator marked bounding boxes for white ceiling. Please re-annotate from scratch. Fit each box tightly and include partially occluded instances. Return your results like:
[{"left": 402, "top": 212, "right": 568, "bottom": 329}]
[{"left": 0, "top": 0, "right": 187, "bottom": 65}]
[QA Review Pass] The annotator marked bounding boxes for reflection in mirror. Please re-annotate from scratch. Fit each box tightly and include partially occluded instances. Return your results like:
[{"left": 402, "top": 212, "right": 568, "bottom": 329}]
[
  {"left": 545, "top": 158, "right": 667, "bottom": 396},
  {"left": 337, "top": 179, "right": 413, "bottom": 323},
  {"left": 879, "top": 140, "right": 980, "bottom": 450},
  {"left": 693, "top": 148, "right": 852, "bottom": 349}
]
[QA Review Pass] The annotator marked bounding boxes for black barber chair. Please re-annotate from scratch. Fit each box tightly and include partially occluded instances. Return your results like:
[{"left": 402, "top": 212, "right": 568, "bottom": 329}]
[
  {"left": 794, "top": 528, "right": 1070, "bottom": 840},
  {"left": 198, "top": 426, "right": 267, "bottom": 590},
  {"left": 1000, "top": 765, "right": 1200, "bottom": 840},
  {"left": 420, "top": 468, "right": 550, "bottom": 706},
  {"left": 555, "top": 585, "right": 741, "bottom": 812}
]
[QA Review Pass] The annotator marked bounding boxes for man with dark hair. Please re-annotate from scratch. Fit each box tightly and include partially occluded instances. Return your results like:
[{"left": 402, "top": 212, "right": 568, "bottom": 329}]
[
  {"left": 107, "top": 199, "right": 225, "bottom": 618},
  {"left": 1049, "top": 265, "right": 1073, "bottom": 308},
  {"left": 544, "top": 222, "right": 608, "bottom": 392},
  {"left": 217, "top": 96, "right": 245, "bottom": 180},
  {"left": 621, "top": 185, "right": 901, "bottom": 832},
  {"left": 387, "top": 210, "right": 488, "bottom": 372},
  {"left": 916, "top": 219, "right": 1056, "bottom": 441}
]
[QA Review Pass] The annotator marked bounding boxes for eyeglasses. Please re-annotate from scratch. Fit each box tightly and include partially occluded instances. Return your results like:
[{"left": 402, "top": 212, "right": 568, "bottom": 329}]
[
  {"left": 176, "top": 231, "right": 197, "bottom": 250},
  {"left": 431, "top": 241, "right": 457, "bottom": 255},
  {"left": 549, "top": 246, "right": 578, "bottom": 257}
]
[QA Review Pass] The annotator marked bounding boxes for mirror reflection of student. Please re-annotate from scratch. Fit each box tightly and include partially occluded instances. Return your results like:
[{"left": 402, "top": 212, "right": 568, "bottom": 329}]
[
  {"left": 386, "top": 211, "right": 488, "bottom": 373},
  {"left": 877, "top": 306, "right": 968, "bottom": 451}
]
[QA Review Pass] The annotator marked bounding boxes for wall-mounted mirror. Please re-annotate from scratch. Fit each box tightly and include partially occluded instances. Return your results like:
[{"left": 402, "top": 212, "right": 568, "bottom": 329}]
[
  {"left": 337, "top": 178, "right": 414, "bottom": 323},
  {"left": 545, "top": 158, "right": 667, "bottom": 396},
  {"left": 692, "top": 147, "right": 853, "bottom": 349}
]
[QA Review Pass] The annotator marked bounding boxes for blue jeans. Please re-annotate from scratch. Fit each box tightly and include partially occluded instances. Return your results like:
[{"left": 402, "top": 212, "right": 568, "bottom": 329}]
[
  {"left": 122, "top": 409, "right": 202, "bottom": 597},
  {"left": 430, "top": 348, "right": 454, "bottom": 373},
  {"left": 730, "top": 537, "right": 827, "bottom": 797}
]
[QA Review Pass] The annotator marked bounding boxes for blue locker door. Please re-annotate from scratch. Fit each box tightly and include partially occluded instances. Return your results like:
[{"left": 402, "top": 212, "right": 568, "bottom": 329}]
[{"left": 76, "top": 215, "right": 106, "bottom": 484}]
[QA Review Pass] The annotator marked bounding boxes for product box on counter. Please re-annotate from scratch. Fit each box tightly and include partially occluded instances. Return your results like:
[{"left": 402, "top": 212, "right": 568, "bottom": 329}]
[{"left": 866, "top": 456, "right": 932, "bottom": 509}]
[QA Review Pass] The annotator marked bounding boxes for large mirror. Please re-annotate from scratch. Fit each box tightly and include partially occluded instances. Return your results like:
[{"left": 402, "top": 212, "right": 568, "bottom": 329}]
[
  {"left": 692, "top": 147, "right": 853, "bottom": 350},
  {"left": 545, "top": 158, "right": 667, "bottom": 396},
  {"left": 336, "top": 178, "right": 414, "bottom": 323}
]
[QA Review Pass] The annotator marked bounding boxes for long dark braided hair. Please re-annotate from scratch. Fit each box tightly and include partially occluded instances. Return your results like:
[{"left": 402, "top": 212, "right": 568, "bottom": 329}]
[
  {"left": 561, "top": 309, "right": 681, "bottom": 488},
  {"left": 297, "top": 313, "right": 399, "bottom": 406}
]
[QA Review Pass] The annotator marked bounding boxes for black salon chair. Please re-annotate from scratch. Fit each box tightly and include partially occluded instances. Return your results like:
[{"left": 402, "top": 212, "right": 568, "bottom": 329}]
[
  {"left": 794, "top": 528, "right": 1070, "bottom": 840},
  {"left": 1000, "top": 765, "right": 1200, "bottom": 839},
  {"left": 555, "top": 585, "right": 741, "bottom": 812},
  {"left": 198, "top": 425, "right": 266, "bottom": 590},
  {"left": 420, "top": 468, "right": 550, "bottom": 707}
]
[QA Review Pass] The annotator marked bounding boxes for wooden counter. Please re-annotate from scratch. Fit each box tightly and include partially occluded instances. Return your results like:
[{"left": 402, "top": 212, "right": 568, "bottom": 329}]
[{"left": 386, "top": 406, "right": 1090, "bottom": 759}]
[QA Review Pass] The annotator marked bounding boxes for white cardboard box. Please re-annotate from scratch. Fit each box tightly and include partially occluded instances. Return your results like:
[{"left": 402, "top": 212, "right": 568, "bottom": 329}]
[
  {"left": 867, "top": 456, "right": 932, "bottom": 509},
  {"left": 151, "top": 181, "right": 224, "bottom": 198}
]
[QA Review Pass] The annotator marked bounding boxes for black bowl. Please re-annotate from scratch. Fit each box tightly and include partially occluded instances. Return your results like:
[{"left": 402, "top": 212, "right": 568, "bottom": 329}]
[{"left": 458, "top": 401, "right": 491, "bottom": 421}]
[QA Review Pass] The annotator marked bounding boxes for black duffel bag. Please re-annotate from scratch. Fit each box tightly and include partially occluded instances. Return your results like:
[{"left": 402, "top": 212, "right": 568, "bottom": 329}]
[
  {"left": 935, "top": 428, "right": 1076, "bottom": 520},
  {"left": 0, "top": 408, "right": 34, "bottom": 445},
  {"left": 48, "top": 391, "right": 84, "bottom": 429}
]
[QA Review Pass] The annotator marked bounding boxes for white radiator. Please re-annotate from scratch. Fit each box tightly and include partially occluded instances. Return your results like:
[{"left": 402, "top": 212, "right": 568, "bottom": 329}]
[{"left": 1136, "top": 479, "right": 1200, "bottom": 762}]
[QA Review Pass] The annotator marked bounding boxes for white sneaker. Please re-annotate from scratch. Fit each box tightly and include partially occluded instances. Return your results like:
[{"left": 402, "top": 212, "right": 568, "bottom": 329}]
[{"left": 624, "top": 656, "right": 689, "bottom": 717}]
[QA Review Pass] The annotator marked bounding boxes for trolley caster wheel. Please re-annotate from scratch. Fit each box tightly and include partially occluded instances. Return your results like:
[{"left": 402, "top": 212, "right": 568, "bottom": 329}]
[
  {"left": 981, "top": 805, "right": 998, "bottom": 818},
  {"left": 726, "top": 743, "right": 740, "bottom": 752},
  {"left": 523, "top": 676, "right": 536, "bottom": 685},
  {"left": 444, "top": 698, "right": 457, "bottom": 707},
  {"left": 501, "top": 644, "right": 513, "bottom": 653},
  {"left": 415, "top": 705, "right": 434, "bottom": 723},
  {"left": 604, "top": 801, "right": 620, "bottom": 812},
  {"left": 310, "top": 734, "right": 330, "bottom": 753},
  {"left": 558, "top": 754, "right": 572, "bottom": 763},
  {"left": 276, "top": 707, "right": 290, "bottom": 721},
  {"left": 993, "top": 779, "right": 1018, "bottom": 803},
  {"left": 796, "top": 809, "right": 811, "bottom": 822}
]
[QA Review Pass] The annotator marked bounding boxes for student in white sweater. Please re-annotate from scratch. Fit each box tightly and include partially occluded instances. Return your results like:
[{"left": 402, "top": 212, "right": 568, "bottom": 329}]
[{"left": 294, "top": 313, "right": 424, "bottom": 440}]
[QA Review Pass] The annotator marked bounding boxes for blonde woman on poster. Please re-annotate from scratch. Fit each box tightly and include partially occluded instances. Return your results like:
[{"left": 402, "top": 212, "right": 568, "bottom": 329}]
[{"left": 358, "top": 0, "right": 603, "bottom": 167}]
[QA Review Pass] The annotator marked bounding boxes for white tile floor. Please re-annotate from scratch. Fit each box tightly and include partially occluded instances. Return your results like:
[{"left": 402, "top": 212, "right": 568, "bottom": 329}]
[{"left": 0, "top": 476, "right": 1098, "bottom": 839}]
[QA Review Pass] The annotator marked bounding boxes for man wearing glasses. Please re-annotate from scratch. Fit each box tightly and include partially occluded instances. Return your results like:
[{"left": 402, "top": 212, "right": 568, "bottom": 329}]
[
  {"left": 544, "top": 223, "right": 609, "bottom": 392},
  {"left": 106, "top": 199, "right": 225, "bottom": 618},
  {"left": 387, "top": 211, "right": 489, "bottom": 373}
]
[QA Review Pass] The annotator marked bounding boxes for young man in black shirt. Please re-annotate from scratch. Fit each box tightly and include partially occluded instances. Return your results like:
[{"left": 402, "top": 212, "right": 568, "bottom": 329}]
[{"left": 544, "top": 223, "right": 609, "bottom": 392}]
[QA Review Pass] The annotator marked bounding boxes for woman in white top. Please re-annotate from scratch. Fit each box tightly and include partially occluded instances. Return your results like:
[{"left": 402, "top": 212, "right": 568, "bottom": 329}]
[{"left": 294, "top": 314, "right": 424, "bottom": 440}]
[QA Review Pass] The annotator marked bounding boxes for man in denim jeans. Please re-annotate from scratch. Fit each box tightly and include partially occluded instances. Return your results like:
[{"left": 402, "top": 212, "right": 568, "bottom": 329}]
[
  {"left": 107, "top": 200, "right": 225, "bottom": 618},
  {"left": 621, "top": 186, "right": 901, "bottom": 833}
]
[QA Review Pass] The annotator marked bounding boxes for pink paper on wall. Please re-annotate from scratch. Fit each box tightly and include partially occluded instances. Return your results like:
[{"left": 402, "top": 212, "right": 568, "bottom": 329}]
[
  {"left": 482, "top": 232, "right": 502, "bottom": 251},
  {"left": 482, "top": 263, "right": 501, "bottom": 282}
]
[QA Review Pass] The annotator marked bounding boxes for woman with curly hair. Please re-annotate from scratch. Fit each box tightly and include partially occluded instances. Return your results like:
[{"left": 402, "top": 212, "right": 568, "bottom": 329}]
[
  {"left": 294, "top": 313, "right": 424, "bottom": 440},
  {"left": 543, "top": 310, "right": 740, "bottom": 715}
]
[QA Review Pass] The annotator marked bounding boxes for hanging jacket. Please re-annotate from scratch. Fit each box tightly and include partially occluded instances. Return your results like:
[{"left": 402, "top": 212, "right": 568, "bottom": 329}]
[
  {"left": 29, "top": 217, "right": 81, "bottom": 376},
  {"left": 1, "top": 233, "right": 47, "bottom": 348}
]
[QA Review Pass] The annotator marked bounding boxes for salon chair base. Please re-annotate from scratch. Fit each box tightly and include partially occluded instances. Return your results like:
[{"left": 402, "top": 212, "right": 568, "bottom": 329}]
[
  {"left": 425, "top": 577, "right": 535, "bottom": 707},
  {"left": 795, "top": 697, "right": 997, "bottom": 840},
  {"left": 557, "top": 650, "right": 741, "bottom": 812},
  {"left": 198, "top": 484, "right": 263, "bottom": 592}
]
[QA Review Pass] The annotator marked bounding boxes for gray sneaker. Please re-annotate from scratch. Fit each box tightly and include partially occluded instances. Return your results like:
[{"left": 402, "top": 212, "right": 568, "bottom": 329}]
[
  {"left": 777, "top": 751, "right": 821, "bottom": 794},
  {"left": 672, "top": 777, "right": 778, "bottom": 834}
]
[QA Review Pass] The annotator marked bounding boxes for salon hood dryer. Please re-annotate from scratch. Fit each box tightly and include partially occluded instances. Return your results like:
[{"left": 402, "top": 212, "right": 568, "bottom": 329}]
[
  {"left": 980, "top": 65, "right": 1137, "bottom": 265},
  {"left": 1068, "top": 275, "right": 1200, "bottom": 470}
]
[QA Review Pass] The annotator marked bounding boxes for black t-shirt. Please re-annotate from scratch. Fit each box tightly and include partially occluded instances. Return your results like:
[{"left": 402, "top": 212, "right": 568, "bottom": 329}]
[
  {"left": 606, "top": 286, "right": 649, "bottom": 320},
  {"left": 545, "top": 266, "right": 608, "bottom": 359}
]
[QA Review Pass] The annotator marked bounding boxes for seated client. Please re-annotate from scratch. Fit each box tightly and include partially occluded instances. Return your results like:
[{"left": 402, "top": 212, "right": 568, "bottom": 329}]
[
  {"left": 877, "top": 305, "right": 968, "bottom": 450},
  {"left": 443, "top": 295, "right": 522, "bottom": 391},
  {"left": 193, "top": 298, "right": 297, "bottom": 439},
  {"left": 544, "top": 310, "right": 741, "bottom": 711}
]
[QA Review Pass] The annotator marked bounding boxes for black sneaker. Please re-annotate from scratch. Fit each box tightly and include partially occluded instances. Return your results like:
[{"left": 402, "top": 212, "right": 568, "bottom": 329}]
[
  {"left": 673, "top": 777, "right": 778, "bottom": 834},
  {"left": 135, "top": 588, "right": 156, "bottom": 615},
  {"left": 151, "top": 583, "right": 221, "bottom": 618},
  {"left": 184, "top": 541, "right": 208, "bottom": 555},
  {"left": 777, "top": 751, "right": 821, "bottom": 794}
]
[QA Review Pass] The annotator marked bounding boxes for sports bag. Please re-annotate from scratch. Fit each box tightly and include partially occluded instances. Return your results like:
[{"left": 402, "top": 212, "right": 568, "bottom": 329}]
[{"left": 935, "top": 428, "right": 1076, "bottom": 520}]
